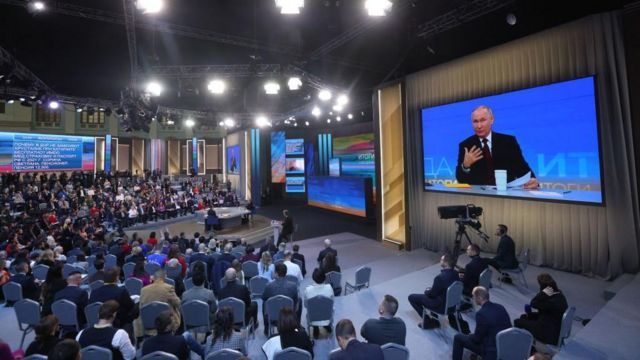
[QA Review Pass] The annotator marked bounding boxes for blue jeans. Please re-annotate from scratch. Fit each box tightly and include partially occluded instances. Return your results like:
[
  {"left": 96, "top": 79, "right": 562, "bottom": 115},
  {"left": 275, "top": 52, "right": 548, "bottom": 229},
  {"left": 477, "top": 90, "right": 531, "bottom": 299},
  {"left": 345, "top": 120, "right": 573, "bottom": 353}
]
[{"left": 182, "top": 331, "right": 205, "bottom": 359}]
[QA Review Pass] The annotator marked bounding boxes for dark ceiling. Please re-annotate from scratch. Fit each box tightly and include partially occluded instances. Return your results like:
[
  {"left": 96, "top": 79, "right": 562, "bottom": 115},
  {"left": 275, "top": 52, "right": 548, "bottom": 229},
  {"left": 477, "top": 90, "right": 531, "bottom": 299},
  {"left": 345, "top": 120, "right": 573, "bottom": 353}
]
[{"left": 0, "top": 0, "right": 629, "bottom": 126}]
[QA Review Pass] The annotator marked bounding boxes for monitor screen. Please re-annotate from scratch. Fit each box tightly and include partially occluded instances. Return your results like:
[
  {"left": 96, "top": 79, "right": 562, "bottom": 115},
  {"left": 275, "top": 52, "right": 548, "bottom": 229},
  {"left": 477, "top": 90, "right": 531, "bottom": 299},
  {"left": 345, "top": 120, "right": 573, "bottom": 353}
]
[
  {"left": 421, "top": 76, "right": 602, "bottom": 204},
  {"left": 329, "top": 158, "right": 341, "bottom": 176},
  {"left": 307, "top": 176, "right": 372, "bottom": 217},
  {"left": 286, "top": 176, "right": 306, "bottom": 193},
  {"left": 285, "top": 138, "right": 304, "bottom": 155},
  {"left": 226, "top": 145, "right": 241, "bottom": 174},
  {"left": 285, "top": 158, "right": 305, "bottom": 174}
]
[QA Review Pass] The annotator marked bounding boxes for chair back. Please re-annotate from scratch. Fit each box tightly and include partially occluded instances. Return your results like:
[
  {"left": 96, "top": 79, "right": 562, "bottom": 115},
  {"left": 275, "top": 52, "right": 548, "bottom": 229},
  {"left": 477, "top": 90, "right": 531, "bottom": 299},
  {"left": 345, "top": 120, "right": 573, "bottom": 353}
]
[
  {"left": 496, "top": 327, "right": 533, "bottom": 360},
  {"left": 274, "top": 347, "right": 313, "bottom": 360},
  {"left": 52, "top": 299, "right": 79, "bottom": 329},
  {"left": 80, "top": 345, "right": 113, "bottom": 360},
  {"left": 63, "top": 263, "right": 80, "bottom": 279},
  {"left": 306, "top": 295, "right": 333, "bottom": 325},
  {"left": 242, "top": 261, "right": 259, "bottom": 278},
  {"left": 520, "top": 249, "right": 530, "bottom": 272},
  {"left": 67, "top": 255, "right": 78, "bottom": 264},
  {"left": 140, "top": 301, "right": 171, "bottom": 330},
  {"left": 479, "top": 268, "right": 493, "bottom": 290},
  {"left": 123, "top": 262, "right": 136, "bottom": 278},
  {"left": 285, "top": 274, "right": 299, "bottom": 286},
  {"left": 355, "top": 266, "right": 372, "bottom": 287},
  {"left": 166, "top": 263, "right": 183, "bottom": 279},
  {"left": 218, "top": 297, "right": 246, "bottom": 325},
  {"left": 558, "top": 306, "right": 576, "bottom": 347},
  {"left": 250, "top": 276, "right": 269, "bottom": 298},
  {"left": 380, "top": 343, "right": 410, "bottom": 360},
  {"left": 189, "top": 260, "right": 208, "bottom": 279},
  {"left": 164, "top": 277, "right": 175, "bottom": 287},
  {"left": 444, "top": 281, "right": 464, "bottom": 314},
  {"left": 85, "top": 302, "right": 103, "bottom": 327},
  {"left": 205, "top": 349, "right": 243, "bottom": 360},
  {"left": 232, "top": 251, "right": 244, "bottom": 260},
  {"left": 3, "top": 281, "right": 23, "bottom": 302},
  {"left": 87, "top": 255, "right": 96, "bottom": 267},
  {"left": 32, "top": 264, "right": 49, "bottom": 281},
  {"left": 125, "top": 277, "right": 143, "bottom": 296},
  {"left": 181, "top": 300, "right": 211, "bottom": 331},
  {"left": 184, "top": 277, "right": 194, "bottom": 291},
  {"left": 265, "top": 295, "right": 294, "bottom": 325},
  {"left": 140, "top": 351, "right": 179, "bottom": 360},
  {"left": 145, "top": 262, "right": 161, "bottom": 276},
  {"left": 23, "top": 355, "right": 48, "bottom": 360},
  {"left": 324, "top": 271, "right": 342, "bottom": 296},
  {"left": 89, "top": 280, "right": 105, "bottom": 292},
  {"left": 15, "top": 299, "right": 41, "bottom": 328},
  {"left": 104, "top": 254, "right": 117, "bottom": 269}
]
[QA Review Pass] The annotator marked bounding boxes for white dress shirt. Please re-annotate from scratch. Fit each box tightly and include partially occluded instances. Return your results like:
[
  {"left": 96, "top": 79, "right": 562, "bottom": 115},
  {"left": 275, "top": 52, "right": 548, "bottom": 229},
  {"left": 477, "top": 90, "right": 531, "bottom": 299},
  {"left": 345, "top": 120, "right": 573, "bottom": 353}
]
[
  {"left": 283, "top": 260, "right": 303, "bottom": 282},
  {"left": 76, "top": 324, "right": 136, "bottom": 360}
]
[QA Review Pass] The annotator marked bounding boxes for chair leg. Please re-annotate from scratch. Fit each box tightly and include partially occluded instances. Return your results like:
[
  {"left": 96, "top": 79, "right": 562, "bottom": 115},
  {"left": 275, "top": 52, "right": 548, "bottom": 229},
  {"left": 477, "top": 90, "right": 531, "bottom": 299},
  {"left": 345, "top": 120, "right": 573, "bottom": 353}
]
[
  {"left": 19, "top": 330, "right": 26, "bottom": 350},
  {"left": 521, "top": 271, "right": 528, "bottom": 288}
]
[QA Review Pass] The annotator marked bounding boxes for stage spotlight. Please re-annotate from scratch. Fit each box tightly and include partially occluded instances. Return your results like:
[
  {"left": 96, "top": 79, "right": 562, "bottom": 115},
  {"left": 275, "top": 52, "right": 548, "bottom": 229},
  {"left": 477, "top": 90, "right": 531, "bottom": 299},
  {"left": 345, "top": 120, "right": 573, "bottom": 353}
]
[
  {"left": 223, "top": 118, "right": 235, "bottom": 127},
  {"left": 219, "top": 121, "right": 224, "bottom": 126},
  {"left": 145, "top": 81, "right": 163, "bottom": 97},
  {"left": 347, "top": 113, "right": 353, "bottom": 119},
  {"left": 365, "top": 0, "right": 392, "bottom": 16},
  {"left": 336, "top": 116, "right": 341, "bottom": 121},
  {"left": 327, "top": 119, "right": 331, "bottom": 123},
  {"left": 75, "top": 105, "right": 83, "bottom": 113},
  {"left": 311, "top": 106, "right": 322, "bottom": 118},
  {"left": 287, "top": 77, "right": 302, "bottom": 90},
  {"left": 332, "top": 104, "right": 343, "bottom": 113},
  {"left": 167, "top": 120, "right": 175, "bottom": 125},
  {"left": 506, "top": 13, "right": 517, "bottom": 26},
  {"left": 207, "top": 79, "right": 226, "bottom": 94},
  {"left": 28, "top": 1, "right": 46, "bottom": 12},
  {"left": 305, "top": 121, "right": 309, "bottom": 126},
  {"left": 184, "top": 118, "right": 195, "bottom": 127},
  {"left": 255, "top": 115, "right": 272, "bottom": 127},
  {"left": 48, "top": 98, "right": 59, "bottom": 110},
  {"left": 294, "top": 122, "right": 298, "bottom": 127},
  {"left": 264, "top": 81, "right": 280, "bottom": 95},
  {"left": 276, "top": 0, "right": 304, "bottom": 14},
  {"left": 318, "top": 89, "right": 332, "bottom": 101},
  {"left": 336, "top": 94, "right": 349, "bottom": 106},
  {"left": 137, "top": 0, "right": 164, "bottom": 14}
]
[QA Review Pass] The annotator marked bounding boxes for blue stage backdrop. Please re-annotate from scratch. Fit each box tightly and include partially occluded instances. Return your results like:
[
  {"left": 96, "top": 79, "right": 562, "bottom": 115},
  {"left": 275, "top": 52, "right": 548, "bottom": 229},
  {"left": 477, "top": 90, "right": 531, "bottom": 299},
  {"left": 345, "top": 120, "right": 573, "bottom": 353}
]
[
  {"left": 226, "top": 145, "right": 241, "bottom": 174},
  {"left": 307, "top": 176, "right": 372, "bottom": 217},
  {"left": 422, "top": 76, "right": 602, "bottom": 202}
]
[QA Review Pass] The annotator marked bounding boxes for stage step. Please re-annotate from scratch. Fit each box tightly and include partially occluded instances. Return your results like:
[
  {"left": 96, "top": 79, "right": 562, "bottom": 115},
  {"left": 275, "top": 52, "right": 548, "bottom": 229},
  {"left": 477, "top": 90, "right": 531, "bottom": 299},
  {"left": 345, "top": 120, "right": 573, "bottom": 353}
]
[{"left": 603, "top": 273, "right": 635, "bottom": 301}]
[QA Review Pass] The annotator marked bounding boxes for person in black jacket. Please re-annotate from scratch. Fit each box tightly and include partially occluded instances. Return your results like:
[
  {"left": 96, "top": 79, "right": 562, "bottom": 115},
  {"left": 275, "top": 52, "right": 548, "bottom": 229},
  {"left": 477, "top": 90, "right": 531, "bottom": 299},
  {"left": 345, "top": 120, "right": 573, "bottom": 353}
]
[
  {"left": 25, "top": 315, "right": 61, "bottom": 357},
  {"left": 10, "top": 262, "right": 41, "bottom": 302},
  {"left": 218, "top": 268, "right": 258, "bottom": 329},
  {"left": 88, "top": 267, "right": 138, "bottom": 341},
  {"left": 460, "top": 244, "right": 488, "bottom": 296},
  {"left": 277, "top": 209, "right": 294, "bottom": 245},
  {"left": 455, "top": 105, "right": 538, "bottom": 188},
  {"left": 41, "top": 263, "right": 66, "bottom": 316},
  {"left": 332, "top": 319, "right": 383, "bottom": 360},
  {"left": 360, "top": 295, "right": 406, "bottom": 346},
  {"left": 54, "top": 271, "right": 89, "bottom": 331},
  {"left": 141, "top": 310, "right": 190, "bottom": 359},
  {"left": 276, "top": 307, "right": 314, "bottom": 356},
  {"left": 486, "top": 225, "right": 519, "bottom": 283},
  {"left": 514, "top": 273, "right": 568, "bottom": 345},
  {"left": 317, "top": 238, "right": 338, "bottom": 266},
  {"left": 408, "top": 254, "right": 459, "bottom": 329},
  {"left": 262, "top": 263, "right": 300, "bottom": 334},
  {"left": 291, "top": 244, "right": 306, "bottom": 277}
]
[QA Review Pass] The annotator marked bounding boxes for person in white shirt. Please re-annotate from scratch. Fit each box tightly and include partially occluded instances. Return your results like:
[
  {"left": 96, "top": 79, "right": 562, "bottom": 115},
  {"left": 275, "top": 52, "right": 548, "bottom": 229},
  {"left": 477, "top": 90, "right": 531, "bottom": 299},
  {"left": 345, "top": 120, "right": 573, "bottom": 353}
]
[
  {"left": 76, "top": 300, "right": 136, "bottom": 360},
  {"left": 283, "top": 251, "right": 303, "bottom": 283},
  {"left": 304, "top": 274, "right": 334, "bottom": 338},
  {"left": 128, "top": 206, "right": 138, "bottom": 226}
]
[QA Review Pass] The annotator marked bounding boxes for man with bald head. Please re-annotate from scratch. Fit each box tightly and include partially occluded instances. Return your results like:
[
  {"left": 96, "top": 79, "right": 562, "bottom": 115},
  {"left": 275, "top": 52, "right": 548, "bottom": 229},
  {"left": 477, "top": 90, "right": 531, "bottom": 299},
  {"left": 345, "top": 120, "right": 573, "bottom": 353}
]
[
  {"left": 218, "top": 268, "right": 257, "bottom": 328},
  {"left": 456, "top": 105, "right": 538, "bottom": 188}
]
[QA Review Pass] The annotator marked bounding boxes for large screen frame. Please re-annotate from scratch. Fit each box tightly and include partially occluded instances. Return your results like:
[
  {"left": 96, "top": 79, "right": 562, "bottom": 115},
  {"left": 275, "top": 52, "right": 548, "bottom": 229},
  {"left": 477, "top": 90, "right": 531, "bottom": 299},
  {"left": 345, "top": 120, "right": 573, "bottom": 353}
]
[
  {"left": 420, "top": 75, "right": 606, "bottom": 206},
  {"left": 226, "top": 145, "right": 241, "bottom": 175}
]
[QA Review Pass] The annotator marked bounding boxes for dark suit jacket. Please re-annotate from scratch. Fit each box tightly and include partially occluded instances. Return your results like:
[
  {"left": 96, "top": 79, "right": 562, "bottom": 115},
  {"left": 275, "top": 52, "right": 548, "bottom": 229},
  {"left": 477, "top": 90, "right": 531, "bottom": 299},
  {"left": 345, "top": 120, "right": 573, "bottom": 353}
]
[
  {"left": 330, "top": 339, "right": 384, "bottom": 360},
  {"left": 292, "top": 253, "right": 307, "bottom": 277},
  {"left": 141, "top": 332, "right": 190, "bottom": 359},
  {"left": 494, "top": 235, "right": 518, "bottom": 269},
  {"left": 279, "top": 328, "right": 314, "bottom": 357},
  {"left": 470, "top": 302, "right": 512, "bottom": 359},
  {"left": 262, "top": 278, "right": 298, "bottom": 305},
  {"left": 530, "top": 291, "right": 568, "bottom": 344},
  {"left": 189, "top": 253, "right": 215, "bottom": 274},
  {"left": 259, "top": 243, "right": 277, "bottom": 258},
  {"left": 360, "top": 316, "right": 406, "bottom": 346},
  {"left": 218, "top": 280, "right": 252, "bottom": 308},
  {"left": 89, "top": 284, "right": 138, "bottom": 326},
  {"left": 281, "top": 216, "right": 294, "bottom": 236},
  {"left": 317, "top": 247, "right": 338, "bottom": 264},
  {"left": 54, "top": 285, "right": 89, "bottom": 327},
  {"left": 10, "top": 273, "right": 40, "bottom": 301},
  {"left": 456, "top": 132, "right": 534, "bottom": 185},
  {"left": 425, "top": 268, "right": 459, "bottom": 312},
  {"left": 463, "top": 256, "right": 488, "bottom": 294}
]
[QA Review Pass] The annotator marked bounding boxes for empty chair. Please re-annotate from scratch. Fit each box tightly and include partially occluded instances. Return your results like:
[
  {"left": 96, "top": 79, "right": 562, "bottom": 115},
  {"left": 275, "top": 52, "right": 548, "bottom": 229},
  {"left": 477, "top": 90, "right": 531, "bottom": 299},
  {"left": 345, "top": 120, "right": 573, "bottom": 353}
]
[
  {"left": 32, "top": 264, "right": 49, "bottom": 282},
  {"left": 496, "top": 328, "right": 534, "bottom": 360},
  {"left": 265, "top": 295, "right": 294, "bottom": 336},
  {"left": 273, "top": 347, "right": 313, "bottom": 360},
  {"left": 479, "top": 268, "right": 493, "bottom": 290},
  {"left": 423, "top": 281, "right": 463, "bottom": 339},
  {"left": 166, "top": 263, "right": 183, "bottom": 279},
  {"left": 52, "top": 299, "right": 79, "bottom": 331},
  {"left": 184, "top": 277, "right": 194, "bottom": 291},
  {"left": 2, "top": 281, "right": 23, "bottom": 304},
  {"left": 242, "top": 261, "right": 259, "bottom": 279},
  {"left": 250, "top": 276, "right": 269, "bottom": 299},
  {"left": 181, "top": 300, "right": 210, "bottom": 334},
  {"left": 305, "top": 295, "right": 334, "bottom": 335},
  {"left": 104, "top": 254, "right": 117, "bottom": 269},
  {"left": 218, "top": 297, "right": 253, "bottom": 334},
  {"left": 125, "top": 277, "right": 143, "bottom": 296},
  {"left": 89, "top": 280, "right": 105, "bottom": 292},
  {"left": 501, "top": 249, "right": 529, "bottom": 288},
  {"left": 14, "top": 299, "right": 40, "bottom": 349},
  {"left": 555, "top": 306, "right": 577, "bottom": 348},
  {"left": 23, "top": 355, "right": 48, "bottom": 360},
  {"left": 324, "top": 271, "right": 342, "bottom": 296},
  {"left": 85, "top": 302, "right": 103, "bottom": 327},
  {"left": 141, "top": 301, "right": 171, "bottom": 332},
  {"left": 206, "top": 349, "right": 244, "bottom": 360},
  {"left": 285, "top": 274, "right": 299, "bottom": 286},
  {"left": 381, "top": 343, "right": 410, "bottom": 360},
  {"left": 345, "top": 266, "right": 372, "bottom": 295},
  {"left": 145, "top": 262, "right": 161, "bottom": 276},
  {"left": 80, "top": 345, "right": 112, "bottom": 360},
  {"left": 140, "top": 351, "right": 179, "bottom": 360},
  {"left": 123, "top": 262, "right": 136, "bottom": 278}
]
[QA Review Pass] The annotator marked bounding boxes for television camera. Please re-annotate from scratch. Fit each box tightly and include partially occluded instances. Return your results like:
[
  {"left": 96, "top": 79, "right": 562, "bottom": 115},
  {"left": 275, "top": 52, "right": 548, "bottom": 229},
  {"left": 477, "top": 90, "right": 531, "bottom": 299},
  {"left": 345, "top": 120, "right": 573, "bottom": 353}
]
[{"left": 438, "top": 204, "right": 490, "bottom": 266}]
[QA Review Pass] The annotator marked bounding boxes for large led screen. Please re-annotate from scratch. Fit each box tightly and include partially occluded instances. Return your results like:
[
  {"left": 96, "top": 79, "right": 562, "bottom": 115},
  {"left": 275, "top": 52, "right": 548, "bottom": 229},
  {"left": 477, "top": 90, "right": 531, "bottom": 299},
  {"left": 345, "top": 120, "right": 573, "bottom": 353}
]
[
  {"left": 0, "top": 132, "right": 95, "bottom": 172},
  {"left": 332, "top": 133, "right": 376, "bottom": 196},
  {"left": 271, "top": 132, "right": 286, "bottom": 183},
  {"left": 285, "top": 138, "right": 304, "bottom": 155},
  {"left": 329, "top": 158, "right": 341, "bottom": 176},
  {"left": 226, "top": 145, "right": 241, "bottom": 174},
  {"left": 285, "top": 158, "right": 305, "bottom": 174},
  {"left": 286, "top": 176, "right": 305, "bottom": 193},
  {"left": 307, "top": 176, "right": 372, "bottom": 217},
  {"left": 421, "top": 76, "right": 602, "bottom": 204}
]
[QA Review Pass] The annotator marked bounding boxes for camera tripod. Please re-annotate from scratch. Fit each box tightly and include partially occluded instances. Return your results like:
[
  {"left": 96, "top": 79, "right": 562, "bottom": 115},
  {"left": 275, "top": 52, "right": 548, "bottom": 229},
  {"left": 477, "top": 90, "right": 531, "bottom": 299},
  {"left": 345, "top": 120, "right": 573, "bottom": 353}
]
[{"left": 449, "top": 220, "right": 475, "bottom": 268}]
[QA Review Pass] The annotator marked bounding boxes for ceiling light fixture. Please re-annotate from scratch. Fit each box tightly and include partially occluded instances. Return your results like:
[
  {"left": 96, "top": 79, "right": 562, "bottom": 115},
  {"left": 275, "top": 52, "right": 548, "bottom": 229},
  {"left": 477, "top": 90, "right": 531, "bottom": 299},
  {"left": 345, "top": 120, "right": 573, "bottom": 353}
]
[
  {"left": 184, "top": 118, "right": 195, "bottom": 127},
  {"left": 256, "top": 115, "right": 272, "bottom": 127},
  {"left": 336, "top": 94, "right": 349, "bottom": 106},
  {"left": 347, "top": 113, "right": 353, "bottom": 119},
  {"left": 48, "top": 98, "right": 59, "bottom": 110},
  {"left": 145, "top": 81, "right": 163, "bottom": 97},
  {"left": 29, "top": 1, "right": 46, "bottom": 12},
  {"left": 136, "top": 0, "right": 164, "bottom": 14},
  {"left": 264, "top": 81, "right": 280, "bottom": 95},
  {"left": 287, "top": 77, "right": 302, "bottom": 90},
  {"left": 275, "top": 0, "right": 304, "bottom": 14},
  {"left": 305, "top": 121, "right": 309, "bottom": 126},
  {"left": 224, "top": 118, "right": 235, "bottom": 127},
  {"left": 208, "top": 79, "right": 226, "bottom": 94},
  {"left": 311, "top": 106, "right": 322, "bottom": 118},
  {"left": 318, "top": 89, "right": 332, "bottom": 101},
  {"left": 332, "top": 104, "right": 343, "bottom": 113},
  {"left": 365, "top": 0, "right": 392, "bottom": 17}
]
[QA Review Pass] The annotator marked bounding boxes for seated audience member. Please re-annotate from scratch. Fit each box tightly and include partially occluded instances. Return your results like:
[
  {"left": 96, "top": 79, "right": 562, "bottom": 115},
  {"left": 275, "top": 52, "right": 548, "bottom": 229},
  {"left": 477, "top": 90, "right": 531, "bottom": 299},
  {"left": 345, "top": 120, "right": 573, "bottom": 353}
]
[
  {"left": 461, "top": 244, "right": 488, "bottom": 296},
  {"left": 128, "top": 246, "right": 146, "bottom": 264},
  {"left": 219, "top": 243, "right": 237, "bottom": 265},
  {"left": 76, "top": 301, "right": 136, "bottom": 360},
  {"left": 0, "top": 339, "right": 14, "bottom": 360},
  {"left": 89, "top": 267, "right": 139, "bottom": 333},
  {"left": 262, "top": 263, "right": 300, "bottom": 334},
  {"left": 317, "top": 238, "right": 338, "bottom": 266},
  {"left": 25, "top": 315, "right": 61, "bottom": 357},
  {"left": 240, "top": 245, "right": 259, "bottom": 263},
  {"left": 141, "top": 310, "right": 190, "bottom": 359},
  {"left": 332, "top": 319, "right": 384, "bottom": 360},
  {"left": 0, "top": 259, "right": 10, "bottom": 290},
  {"left": 87, "top": 259, "right": 106, "bottom": 284},
  {"left": 37, "top": 249, "right": 56, "bottom": 267},
  {"left": 231, "top": 259, "right": 245, "bottom": 285},
  {"left": 283, "top": 251, "right": 303, "bottom": 283},
  {"left": 272, "top": 242, "right": 286, "bottom": 263},
  {"left": 408, "top": 254, "right": 459, "bottom": 329},
  {"left": 184, "top": 307, "right": 247, "bottom": 358},
  {"left": 167, "top": 244, "right": 187, "bottom": 277},
  {"left": 452, "top": 286, "right": 511, "bottom": 360},
  {"left": 262, "top": 308, "right": 314, "bottom": 359},
  {"left": 218, "top": 268, "right": 258, "bottom": 328},
  {"left": 54, "top": 271, "right": 89, "bottom": 331},
  {"left": 137, "top": 269, "right": 182, "bottom": 337},
  {"left": 49, "top": 339, "right": 82, "bottom": 360},
  {"left": 41, "top": 263, "right": 66, "bottom": 316},
  {"left": 304, "top": 274, "right": 334, "bottom": 338},
  {"left": 486, "top": 224, "right": 519, "bottom": 283},
  {"left": 361, "top": 295, "right": 407, "bottom": 346},
  {"left": 292, "top": 244, "right": 307, "bottom": 277},
  {"left": 190, "top": 243, "right": 215, "bottom": 273},
  {"left": 206, "top": 207, "right": 221, "bottom": 232},
  {"left": 147, "top": 247, "right": 168, "bottom": 267},
  {"left": 514, "top": 273, "right": 568, "bottom": 344},
  {"left": 10, "top": 261, "right": 40, "bottom": 302},
  {"left": 182, "top": 271, "right": 217, "bottom": 327},
  {"left": 259, "top": 241, "right": 277, "bottom": 259},
  {"left": 72, "top": 254, "right": 89, "bottom": 271},
  {"left": 258, "top": 251, "right": 275, "bottom": 280},
  {"left": 147, "top": 231, "right": 158, "bottom": 248},
  {"left": 312, "top": 252, "right": 341, "bottom": 285},
  {"left": 130, "top": 261, "right": 151, "bottom": 286}
]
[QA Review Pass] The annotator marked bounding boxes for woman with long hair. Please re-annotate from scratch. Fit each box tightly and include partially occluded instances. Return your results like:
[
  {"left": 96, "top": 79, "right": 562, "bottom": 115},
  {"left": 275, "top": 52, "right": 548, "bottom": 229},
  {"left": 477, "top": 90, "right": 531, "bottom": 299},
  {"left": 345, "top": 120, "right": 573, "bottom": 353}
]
[
  {"left": 262, "top": 308, "right": 314, "bottom": 359},
  {"left": 41, "top": 263, "right": 66, "bottom": 316},
  {"left": 25, "top": 315, "right": 61, "bottom": 356},
  {"left": 38, "top": 249, "right": 56, "bottom": 267},
  {"left": 258, "top": 251, "right": 275, "bottom": 280},
  {"left": 130, "top": 261, "right": 151, "bottom": 286},
  {"left": 207, "top": 307, "right": 246, "bottom": 355},
  {"left": 167, "top": 244, "right": 187, "bottom": 277}
]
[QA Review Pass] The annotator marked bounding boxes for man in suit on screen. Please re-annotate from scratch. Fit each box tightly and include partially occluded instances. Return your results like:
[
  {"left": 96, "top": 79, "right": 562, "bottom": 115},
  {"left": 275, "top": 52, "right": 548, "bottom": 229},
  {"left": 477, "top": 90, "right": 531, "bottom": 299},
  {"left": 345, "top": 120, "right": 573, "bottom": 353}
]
[{"left": 456, "top": 105, "right": 539, "bottom": 189}]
